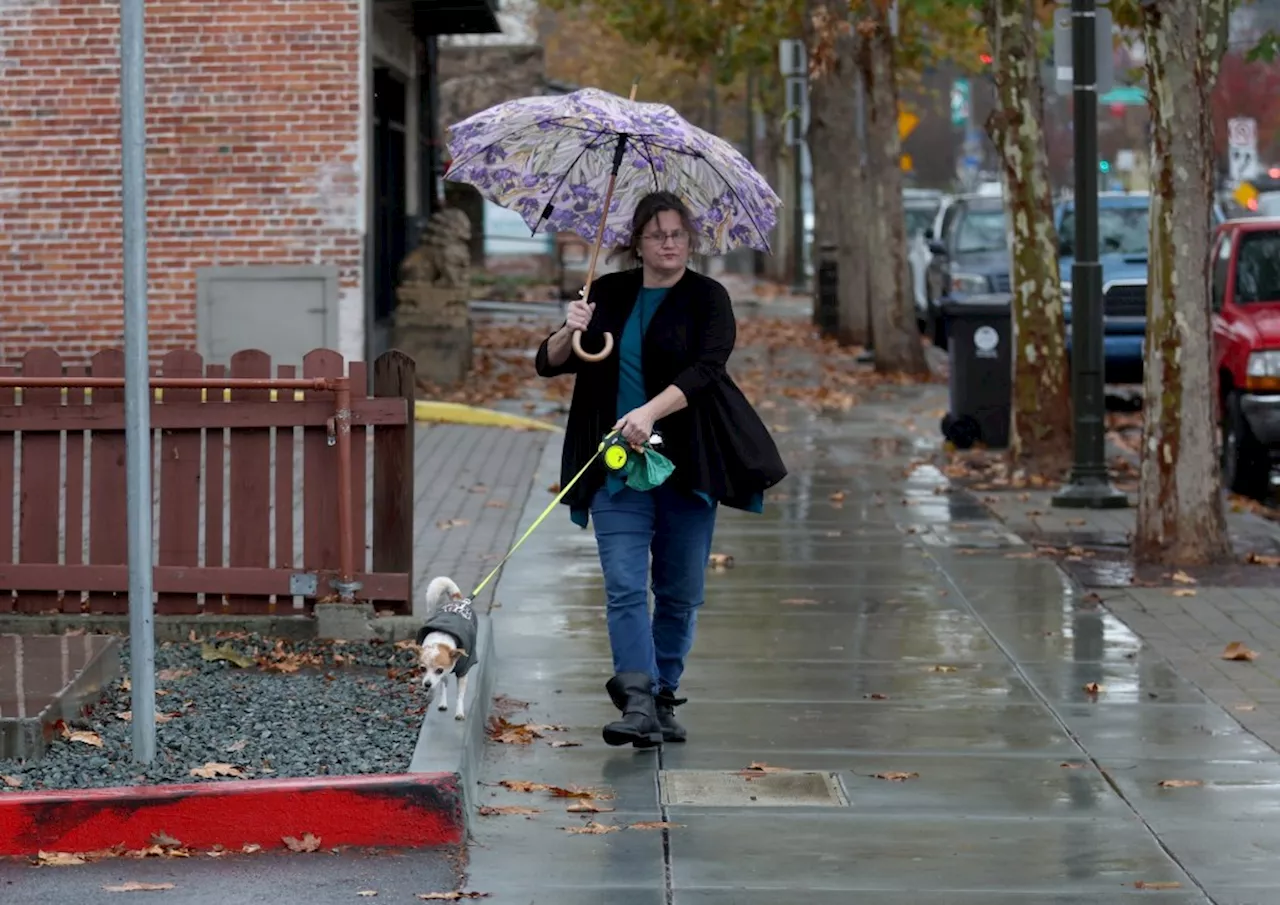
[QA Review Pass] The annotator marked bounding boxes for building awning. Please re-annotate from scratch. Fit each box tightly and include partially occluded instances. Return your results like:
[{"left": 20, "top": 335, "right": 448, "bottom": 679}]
[{"left": 375, "top": 0, "right": 501, "bottom": 37}]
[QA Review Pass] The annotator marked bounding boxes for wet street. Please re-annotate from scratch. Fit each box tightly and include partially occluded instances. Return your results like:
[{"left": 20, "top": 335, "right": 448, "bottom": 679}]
[{"left": 465, "top": 382, "right": 1280, "bottom": 905}]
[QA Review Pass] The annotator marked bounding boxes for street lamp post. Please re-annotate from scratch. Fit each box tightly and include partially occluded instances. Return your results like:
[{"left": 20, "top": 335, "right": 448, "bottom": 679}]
[{"left": 1051, "top": 0, "right": 1128, "bottom": 510}]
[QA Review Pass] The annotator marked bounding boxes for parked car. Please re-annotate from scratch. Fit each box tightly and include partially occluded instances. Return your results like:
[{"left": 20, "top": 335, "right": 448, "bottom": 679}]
[
  {"left": 905, "top": 190, "right": 950, "bottom": 325},
  {"left": 1057, "top": 192, "right": 1150, "bottom": 384},
  {"left": 922, "top": 194, "right": 1011, "bottom": 348},
  {"left": 1212, "top": 216, "right": 1280, "bottom": 499}
]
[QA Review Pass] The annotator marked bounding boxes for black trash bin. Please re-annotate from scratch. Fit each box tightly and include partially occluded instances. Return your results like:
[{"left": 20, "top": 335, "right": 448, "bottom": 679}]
[{"left": 941, "top": 294, "right": 1012, "bottom": 450}]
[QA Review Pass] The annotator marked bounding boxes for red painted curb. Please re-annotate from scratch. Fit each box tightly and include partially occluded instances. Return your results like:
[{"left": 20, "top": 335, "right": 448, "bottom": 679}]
[{"left": 0, "top": 773, "right": 464, "bottom": 857}]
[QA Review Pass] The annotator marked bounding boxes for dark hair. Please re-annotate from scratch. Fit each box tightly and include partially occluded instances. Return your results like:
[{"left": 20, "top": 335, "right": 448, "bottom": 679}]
[{"left": 608, "top": 191, "right": 699, "bottom": 264}]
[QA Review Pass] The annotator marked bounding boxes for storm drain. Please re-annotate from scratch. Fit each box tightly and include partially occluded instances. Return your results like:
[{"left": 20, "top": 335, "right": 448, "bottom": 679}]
[{"left": 659, "top": 770, "right": 849, "bottom": 808}]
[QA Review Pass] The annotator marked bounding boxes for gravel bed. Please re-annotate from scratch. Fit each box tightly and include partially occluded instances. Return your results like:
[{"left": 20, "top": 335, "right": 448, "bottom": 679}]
[{"left": 0, "top": 633, "right": 428, "bottom": 792}]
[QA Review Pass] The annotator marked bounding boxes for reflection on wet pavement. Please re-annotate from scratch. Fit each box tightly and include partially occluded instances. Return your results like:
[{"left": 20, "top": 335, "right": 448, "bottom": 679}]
[{"left": 468, "top": 389, "right": 1269, "bottom": 903}]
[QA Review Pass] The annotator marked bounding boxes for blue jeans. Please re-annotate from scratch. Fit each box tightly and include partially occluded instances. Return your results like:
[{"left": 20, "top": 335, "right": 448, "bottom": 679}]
[{"left": 590, "top": 484, "right": 717, "bottom": 694}]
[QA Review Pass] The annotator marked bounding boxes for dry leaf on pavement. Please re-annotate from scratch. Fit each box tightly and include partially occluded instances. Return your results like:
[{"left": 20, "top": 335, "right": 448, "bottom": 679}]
[
  {"left": 1172, "top": 589, "right": 1197, "bottom": 598},
  {"left": 2, "top": 774, "right": 23, "bottom": 788},
  {"left": 562, "top": 821, "right": 620, "bottom": 835},
  {"left": 1170, "top": 570, "right": 1197, "bottom": 585},
  {"left": 241, "top": 843, "right": 263, "bottom": 854},
  {"left": 415, "top": 893, "right": 490, "bottom": 901},
  {"left": 873, "top": 772, "right": 920, "bottom": 782},
  {"left": 486, "top": 717, "right": 544, "bottom": 745},
  {"left": 199, "top": 642, "right": 255, "bottom": 668},
  {"left": 864, "top": 692, "right": 889, "bottom": 700},
  {"left": 102, "top": 881, "right": 176, "bottom": 892},
  {"left": 1060, "top": 762, "right": 1088, "bottom": 769},
  {"left": 739, "top": 762, "right": 791, "bottom": 779},
  {"left": 1235, "top": 704, "right": 1257, "bottom": 712},
  {"left": 627, "top": 821, "right": 682, "bottom": 830},
  {"left": 566, "top": 802, "right": 614, "bottom": 813},
  {"left": 436, "top": 519, "right": 470, "bottom": 531},
  {"left": 547, "top": 785, "right": 612, "bottom": 800},
  {"left": 60, "top": 725, "right": 104, "bottom": 747},
  {"left": 1134, "top": 881, "right": 1182, "bottom": 890},
  {"left": 1156, "top": 780, "right": 1202, "bottom": 788},
  {"left": 780, "top": 598, "right": 819, "bottom": 606},
  {"left": 282, "top": 833, "right": 322, "bottom": 853},
  {"left": 925, "top": 665, "right": 958, "bottom": 673},
  {"left": 1222, "top": 642, "right": 1259, "bottom": 662},
  {"left": 1083, "top": 683, "right": 1104, "bottom": 695},
  {"left": 498, "top": 779, "right": 549, "bottom": 793},
  {"left": 36, "top": 850, "right": 87, "bottom": 867},
  {"left": 549, "top": 740, "right": 582, "bottom": 748},
  {"left": 189, "top": 762, "right": 244, "bottom": 779},
  {"left": 156, "top": 668, "right": 194, "bottom": 681},
  {"left": 708, "top": 553, "right": 734, "bottom": 570},
  {"left": 477, "top": 806, "right": 540, "bottom": 817}
]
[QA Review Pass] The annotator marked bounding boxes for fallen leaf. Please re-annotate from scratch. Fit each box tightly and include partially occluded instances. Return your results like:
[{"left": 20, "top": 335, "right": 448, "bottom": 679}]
[
  {"left": 477, "top": 806, "right": 540, "bottom": 816},
  {"left": 1234, "top": 704, "right": 1257, "bottom": 712},
  {"left": 241, "top": 843, "right": 262, "bottom": 854},
  {"left": 150, "top": 831, "right": 182, "bottom": 849},
  {"left": 62, "top": 727, "right": 104, "bottom": 747},
  {"left": 189, "top": 762, "right": 244, "bottom": 779},
  {"left": 873, "top": 772, "right": 920, "bottom": 782},
  {"left": 829, "top": 490, "right": 847, "bottom": 502},
  {"left": 739, "top": 762, "right": 792, "bottom": 778},
  {"left": 1060, "top": 762, "right": 1087, "bottom": 769},
  {"left": 549, "top": 740, "right": 582, "bottom": 748},
  {"left": 1172, "top": 589, "right": 1197, "bottom": 598},
  {"left": 486, "top": 717, "right": 544, "bottom": 745},
  {"left": 37, "top": 850, "right": 87, "bottom": 867},
  {"left": 1134, "top": 881, "right": 1182, "bottom": 890},
  {"left": 415, "top": 894, "right": 490, "bottom": 901},
  {"left": 864, "top": 693, "right": 889, "bottom": 700},
  {"left": 115, "top": 711, "right": 177, "bottom": 724},
  {"left": 1171, "top": 570, "right": 1197, "bottom": 585},
  {"left": 925, "top": 665, "right": 957, "bottom": 673},
  {"left": 436, "top": 519, "right": 470, "bottom": 530},
  {"left": 357, "top": 892, "right": 378, "bottom": 898},
  {"left": 1083, "top": 682, "right": 1105, "bottom": 695},
  {"left": 282, "top": 833, "right": 322, "bottom": 853},
  {"left": 199, "top": 642, "right": 255, "bottom": 669},
  {"left": 1222, "top": 642, "right": 1259, "bottom": 662},
  {"left": 102, "top": 881, "right": 176, "bottom": 892},
  {"left": 156, "top": 668, "right": 194, "bottom": 681},
  {"left": 627, "top": 821, "right": 682, "bottom": 830},
  {"left": 562, "top": 821, "right": 620, "bottom": 835},
  {"left": 780, "top": 598, "right": 819, "bottom": 606},
  {"left": 708, "top": 553, "right": 734, "bottom": 570},
  {"left": 566, "top": 802, "right": 614, "bottom": 813},
  {"left": 547, "top": 483, "right": 561, "bottom": 493},
  {"left": 498, "top": 779, "right": 549, "bottom": 793},
  {"left": 1156, "top": 779, "right": 1203, "bottom": 788},
  {"left": 2, "top": 774, "right": 23, "bottom": 788},
  {"left": 484, "top": 500, "right": 507, "bottom": 509},
  {"left": 1247, "top": 552, "right": 1280, "bottom": 567},
  {"left": 547, "top": 785, "right": 612, "bottom": 800}
]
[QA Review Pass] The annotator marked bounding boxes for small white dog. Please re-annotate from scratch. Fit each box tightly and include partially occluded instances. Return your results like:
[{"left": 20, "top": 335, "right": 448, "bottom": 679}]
[{"left": 415, "top": 576, "right": 478, "bottom": 721}]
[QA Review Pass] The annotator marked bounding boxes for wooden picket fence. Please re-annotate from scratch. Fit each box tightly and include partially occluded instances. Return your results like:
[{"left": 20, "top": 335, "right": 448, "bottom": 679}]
[{"left": 0, "top": 347, "right": 417, "bottom": 616}]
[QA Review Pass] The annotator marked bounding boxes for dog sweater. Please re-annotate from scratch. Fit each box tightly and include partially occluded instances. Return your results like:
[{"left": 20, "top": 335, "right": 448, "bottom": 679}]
[{"left": 417, "top": 599, "right": 478, "bottom": 677}]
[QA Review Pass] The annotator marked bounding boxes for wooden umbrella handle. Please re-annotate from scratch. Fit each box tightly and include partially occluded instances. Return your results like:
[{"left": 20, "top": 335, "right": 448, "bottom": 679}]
[{"left": 572, "top": 329, "right": 614, "bottom": 362}]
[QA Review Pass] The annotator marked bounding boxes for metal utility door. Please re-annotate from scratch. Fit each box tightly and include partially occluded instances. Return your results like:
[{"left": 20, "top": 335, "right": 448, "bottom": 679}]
[{"left": 196, "top": 266, "right": 339, "bottom": 367}]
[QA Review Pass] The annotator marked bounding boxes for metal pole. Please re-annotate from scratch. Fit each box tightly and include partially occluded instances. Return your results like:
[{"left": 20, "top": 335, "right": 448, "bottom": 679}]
[
  {"left": 792, "top": 142, "right": 805, "bottom": 292},
  {"left": 120, "top": 0, "right": 157, "bottom": 761},
  {"left": 1051, "top": 0, "right": 1127, "bottom": 509}
]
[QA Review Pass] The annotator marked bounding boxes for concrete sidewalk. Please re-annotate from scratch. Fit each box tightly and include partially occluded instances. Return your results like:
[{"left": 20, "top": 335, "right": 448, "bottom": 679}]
[{"left": 462, "top": 353, "right": 1280, "bottom": 902}]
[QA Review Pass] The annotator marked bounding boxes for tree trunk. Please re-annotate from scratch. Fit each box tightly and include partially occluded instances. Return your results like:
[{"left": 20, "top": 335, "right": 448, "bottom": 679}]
[
  {"left": 756, "top": 73, "right": 792, "bottom": 284},
  {"left": 857, "top": 8, "right": 928, "bottom": 375},
  {"left": 1135, "top": 0, "right": 1233, "bottom": 566},
  {"left": 806, "top": 0, "right": 869, "bottom": 346},
  {"left": 986, "top": 0, "right": 1072, "bottom": 474}
]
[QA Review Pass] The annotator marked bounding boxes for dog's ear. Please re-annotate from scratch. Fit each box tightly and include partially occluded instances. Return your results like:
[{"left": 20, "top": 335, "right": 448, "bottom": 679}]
[
  {"left": 415, "top": 626, "right": 430, "bottom": 647},
  {"left": 449, "top": 648, "right": 468, "bottom": 662}
]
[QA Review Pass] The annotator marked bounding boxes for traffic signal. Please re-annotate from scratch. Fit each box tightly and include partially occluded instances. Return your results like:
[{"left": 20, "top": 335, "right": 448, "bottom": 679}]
[{"left": 1099, "top": 160, "right": 1111, "bottom": 173}]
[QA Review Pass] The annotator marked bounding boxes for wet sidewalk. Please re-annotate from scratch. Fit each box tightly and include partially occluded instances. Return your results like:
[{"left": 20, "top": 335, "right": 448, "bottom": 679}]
[{"left": 463, "top": 373, "right": 1280, "bottom": 903}]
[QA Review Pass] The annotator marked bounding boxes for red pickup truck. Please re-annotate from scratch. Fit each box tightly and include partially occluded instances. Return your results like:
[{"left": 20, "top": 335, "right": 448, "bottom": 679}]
[{"left": 1213, "top": 217, "right": 1280, "bottom": 499}]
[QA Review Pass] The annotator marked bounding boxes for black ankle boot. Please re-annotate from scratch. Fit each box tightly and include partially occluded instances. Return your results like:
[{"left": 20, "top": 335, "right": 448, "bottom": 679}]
[
  {"left": 654, "top": 689, "right": 688, "bottom": 743},
  {"left": 602, "top": 672, "right": 663, "bottom": 748}
]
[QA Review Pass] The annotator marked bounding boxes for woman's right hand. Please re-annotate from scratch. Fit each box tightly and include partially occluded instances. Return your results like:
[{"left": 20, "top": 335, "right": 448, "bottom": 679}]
[{"left": 565, "top": 297, "right": 595, "bottom": 333}]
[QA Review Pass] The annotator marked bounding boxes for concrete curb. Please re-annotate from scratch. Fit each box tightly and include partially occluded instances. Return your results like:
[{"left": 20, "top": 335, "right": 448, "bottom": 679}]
[
  {"left": 0, "top": 773, "right": 463, "bottom": 857},
  {"left": 408, "top": 611, "right": 497, "bottom": 824}
]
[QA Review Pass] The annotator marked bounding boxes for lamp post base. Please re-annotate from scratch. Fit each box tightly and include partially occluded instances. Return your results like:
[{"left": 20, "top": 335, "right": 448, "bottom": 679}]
[{"left": 1051, "top": 476, "right": 1130, "bottom": 509}]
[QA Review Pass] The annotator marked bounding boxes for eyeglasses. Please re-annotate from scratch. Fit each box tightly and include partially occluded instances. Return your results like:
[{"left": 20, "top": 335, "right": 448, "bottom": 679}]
[{"left": 641, "top": 229, "right": 689, "bottom": 246}]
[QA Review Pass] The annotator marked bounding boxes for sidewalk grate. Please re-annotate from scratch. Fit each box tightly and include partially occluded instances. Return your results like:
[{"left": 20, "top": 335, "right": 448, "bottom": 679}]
[{"left": 659, "top": 769, "right": 849, "bottom": 808}]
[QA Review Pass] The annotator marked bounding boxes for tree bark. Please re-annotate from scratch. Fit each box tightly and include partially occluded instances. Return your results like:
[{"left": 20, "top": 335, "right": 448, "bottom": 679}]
[
  {"left": 856, "top": 8, "right": 928, "bottom": 375},
  {"left": 805, "top": 0, "right": 869, "bottom": 346},
  {"left": 986, "top": 0, "right": 1072, "bottom": 475},
  {"left": 1135, "top": 0, "right": 1233, "bottom": 566}
]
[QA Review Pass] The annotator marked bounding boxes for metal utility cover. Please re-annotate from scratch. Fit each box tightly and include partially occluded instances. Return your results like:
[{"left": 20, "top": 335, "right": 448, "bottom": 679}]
[{"left": 660, "top": 770, "right": 849, "bottom": 808}]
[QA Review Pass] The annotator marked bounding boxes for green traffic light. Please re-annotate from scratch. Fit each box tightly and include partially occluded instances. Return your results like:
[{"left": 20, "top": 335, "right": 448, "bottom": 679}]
[{"left": 1099, "top": 160, "right": 1111, "bottom": 172}]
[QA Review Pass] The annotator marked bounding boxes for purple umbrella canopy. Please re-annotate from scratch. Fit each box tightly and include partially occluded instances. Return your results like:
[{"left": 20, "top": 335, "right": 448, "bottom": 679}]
[{"left": 444, "top": 87, "right": 783, "bottom": 255}]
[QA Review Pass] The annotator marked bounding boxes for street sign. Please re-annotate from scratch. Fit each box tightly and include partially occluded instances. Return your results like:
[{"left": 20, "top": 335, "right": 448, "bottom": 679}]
[
  {"left": 784, "top": 75, "right": 808, "bottom": 147},
  {"left": 898, "top": 108, "right": 918, "bottom": 142},
  {"left": 950, "top": 79, "right": 970, "bottom": 127},
  {"left": 1053, "top": 7, "right": 1115, "bottom": 96},
  {"left": 901, "top": 153, "right": 913, "bottom": 172},
  {"left": 778, "top": 39, "right": 805, "bottom": 77},
  {"left": 1228, "top": 117, "right": 1259, "bottom": 186}
]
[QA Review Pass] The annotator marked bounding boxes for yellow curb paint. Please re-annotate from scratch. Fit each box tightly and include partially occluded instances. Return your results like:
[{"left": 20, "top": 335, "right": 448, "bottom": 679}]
[{"left": 413, "top": 400, "right": 561, "bottom": 432}]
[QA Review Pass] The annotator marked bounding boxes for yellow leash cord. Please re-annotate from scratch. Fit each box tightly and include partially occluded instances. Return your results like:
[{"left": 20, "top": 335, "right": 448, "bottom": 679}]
[{"left": 467, "top": 432, "right": 617, "bottom": 600}]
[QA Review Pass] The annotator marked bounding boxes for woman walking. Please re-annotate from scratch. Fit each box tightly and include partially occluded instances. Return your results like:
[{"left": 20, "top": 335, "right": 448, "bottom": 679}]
[{"left": 536, "top": 191, "right": 786, "bottom": 748}]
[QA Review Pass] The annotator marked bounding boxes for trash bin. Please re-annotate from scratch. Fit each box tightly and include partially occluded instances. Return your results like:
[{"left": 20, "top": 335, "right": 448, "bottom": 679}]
[{"left": 940, "top": 294, "right": 1012, "bottom": 450}]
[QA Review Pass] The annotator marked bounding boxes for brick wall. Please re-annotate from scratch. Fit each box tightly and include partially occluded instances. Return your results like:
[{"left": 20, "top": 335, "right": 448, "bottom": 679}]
[{"left": 0, "top": 0, "right": 363, "bottom": 364}]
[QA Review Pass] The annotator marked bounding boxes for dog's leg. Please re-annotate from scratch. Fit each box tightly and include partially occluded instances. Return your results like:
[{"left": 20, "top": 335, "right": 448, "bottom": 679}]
[
  {"left": 436, "top": 677, "right": 450, "bottom": 712},
  {"left": 454, "top": 672, "right": 469, "bottom": 721}
]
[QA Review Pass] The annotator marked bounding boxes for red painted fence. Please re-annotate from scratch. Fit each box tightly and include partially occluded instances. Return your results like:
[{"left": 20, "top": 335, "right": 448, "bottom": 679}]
[{"left": 0, "top": 348, "right": 416, "bottom": 616}]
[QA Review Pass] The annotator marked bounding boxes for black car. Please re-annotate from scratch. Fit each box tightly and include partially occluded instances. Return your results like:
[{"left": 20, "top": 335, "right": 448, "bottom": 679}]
[{"left": 922, "top": 195, "right": 1011, "bottom": 350}]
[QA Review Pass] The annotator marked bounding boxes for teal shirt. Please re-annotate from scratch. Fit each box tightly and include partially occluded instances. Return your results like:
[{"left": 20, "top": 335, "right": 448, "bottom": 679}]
[{"left": 569, "top": 285, "right": 764, "bottom": 528}]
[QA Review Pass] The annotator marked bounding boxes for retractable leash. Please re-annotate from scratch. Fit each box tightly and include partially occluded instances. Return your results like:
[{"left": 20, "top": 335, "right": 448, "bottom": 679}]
[{"left": 466, "top": 430, "right": 660, "bottom": 601}]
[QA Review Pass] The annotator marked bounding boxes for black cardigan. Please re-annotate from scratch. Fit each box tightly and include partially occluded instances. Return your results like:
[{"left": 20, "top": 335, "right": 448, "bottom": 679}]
[{"left": 535, "top": 267, "right": 787, "bottom": 514}]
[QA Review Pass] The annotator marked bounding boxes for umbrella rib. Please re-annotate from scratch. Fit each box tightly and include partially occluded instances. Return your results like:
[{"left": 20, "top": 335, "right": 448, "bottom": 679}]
[
  {"left": 690, "top": 151, "right": 775, "bottom": 253},
  {"left": 636, "top": 136, "right": 663, "bottom": 194},
  {"left": 532, "top": 130, "right": 616, "bottom": 234}
]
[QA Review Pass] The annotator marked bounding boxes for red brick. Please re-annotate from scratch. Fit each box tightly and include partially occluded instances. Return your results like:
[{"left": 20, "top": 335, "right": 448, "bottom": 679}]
[{"left": 0, "top": 0, "right": 363, "bottom": 365}]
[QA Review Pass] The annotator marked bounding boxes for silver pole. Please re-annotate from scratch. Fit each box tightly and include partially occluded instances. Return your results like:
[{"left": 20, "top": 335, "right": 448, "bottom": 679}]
[{"left": 120, "top": 0, "right": 156, "bottom": 763}]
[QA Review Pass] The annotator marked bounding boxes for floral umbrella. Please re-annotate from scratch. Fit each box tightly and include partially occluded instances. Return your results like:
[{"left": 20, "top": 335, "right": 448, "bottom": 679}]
[{"left": 444, "top": 86, "right": 783, "bottom": 360}]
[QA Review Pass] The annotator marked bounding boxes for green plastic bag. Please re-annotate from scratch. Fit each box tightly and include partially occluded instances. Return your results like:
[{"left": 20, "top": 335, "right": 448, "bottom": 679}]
[{"left": 622, "top": 444, "right": 675, "bottom": 491}]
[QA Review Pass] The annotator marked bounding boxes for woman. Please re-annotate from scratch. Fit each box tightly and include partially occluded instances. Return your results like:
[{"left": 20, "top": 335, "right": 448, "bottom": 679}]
[{"left": 536, "top": 191, "right": 786, "bottom": 748}]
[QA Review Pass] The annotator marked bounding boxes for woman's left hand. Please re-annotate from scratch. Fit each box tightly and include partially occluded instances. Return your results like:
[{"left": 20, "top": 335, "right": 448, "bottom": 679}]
[{"left": 613, "top": 406, "right": 655, "bottom": 449}]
